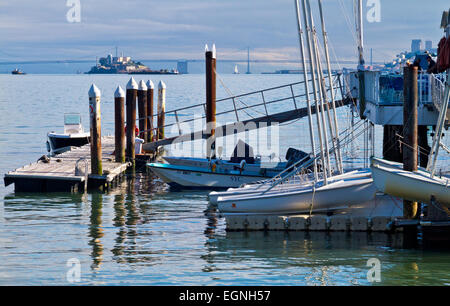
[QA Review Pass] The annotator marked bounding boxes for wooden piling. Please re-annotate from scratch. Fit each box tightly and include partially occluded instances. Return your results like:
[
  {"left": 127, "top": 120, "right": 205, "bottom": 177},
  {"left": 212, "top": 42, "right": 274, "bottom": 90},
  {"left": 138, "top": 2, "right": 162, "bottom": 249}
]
[
  {"left": 146, "top": 80, "right": 154, "bottom": 142},
  {"left": 126, "top": 77, "right": 138, "bottom": 166},
  {"left": 157, "top": 81, "right": 166, "bottom": 140},
  {"left": 205, "top": 44, "right": 217, "bottom": 159},
  {"left": 383, "top": 125, "right": 403, "bottom": 163},
  {"left": 114, "top": 86, "right": 125, "bottom": 163},
  {"left": 88, "top": 84, "right": 102, "bottom": 175},
  {"left": 403, "top": 66, "right": 419, "bottom": 219},
  {"left": 137, "top": 80, "right": 148, "bottom": 142},
  {"left": 418, "top": 125, "right": 430, "bottom": 167}
]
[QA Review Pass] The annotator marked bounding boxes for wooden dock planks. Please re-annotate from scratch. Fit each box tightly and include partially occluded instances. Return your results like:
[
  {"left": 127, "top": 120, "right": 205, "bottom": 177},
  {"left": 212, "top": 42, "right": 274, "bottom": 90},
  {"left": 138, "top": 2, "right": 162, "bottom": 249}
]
[{"left": 4, "top": 136, "right": 131, "bottom": 192}]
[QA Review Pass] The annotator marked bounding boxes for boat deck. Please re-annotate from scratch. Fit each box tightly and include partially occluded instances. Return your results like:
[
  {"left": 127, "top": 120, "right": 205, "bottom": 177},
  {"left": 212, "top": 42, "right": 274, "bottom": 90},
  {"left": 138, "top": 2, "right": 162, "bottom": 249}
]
[{"left": 4, "top": 136, "right": 131, "bottom": 192}]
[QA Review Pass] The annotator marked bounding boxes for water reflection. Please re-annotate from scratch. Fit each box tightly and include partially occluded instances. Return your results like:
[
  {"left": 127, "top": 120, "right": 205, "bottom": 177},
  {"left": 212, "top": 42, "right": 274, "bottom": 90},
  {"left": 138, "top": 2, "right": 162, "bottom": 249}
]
[
  {"left": 201, "top": 230, "right": 408, "bottom": 285},
  {"left": 89, "top": 193, "right": 104, "bottom": 270},
  {"left": 112, "top": 193, "right": 126, "bottom": 262},
  {"left": 201, "top": 204, "right": 219, "bottom": 273}
]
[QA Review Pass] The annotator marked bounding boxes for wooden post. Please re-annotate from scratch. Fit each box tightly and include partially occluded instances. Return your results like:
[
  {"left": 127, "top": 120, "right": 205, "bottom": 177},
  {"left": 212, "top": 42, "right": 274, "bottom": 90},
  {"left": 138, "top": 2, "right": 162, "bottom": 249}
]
[
  {"left": 418, "top": 126, "right": 430, "bottom": 167},
  {"left": 88, "top": 84, "right": 102, "bottom": 175},
  {"left": 126, "top": 77, "right": 138, "bottom": 166},
  {"left": 383, "top": 125, "right": 403, "bottom": 163},
  {"left": 403, "top": 66, "right": 419, "bottom": 219},
  {"left": 146, "top": 80, "right": 154, "bottom": 142},
  {"left": 137, "top": 80, "right": 148, "bottom": 142},
  {"left": 205, "top": 44, "right": 217, "bottom": 159},
  {"left": 114, "top": 86, "right": 125, "bottom": 163},
  {"left": 157, "top": 81, "right": 166, "bottom": 140}
]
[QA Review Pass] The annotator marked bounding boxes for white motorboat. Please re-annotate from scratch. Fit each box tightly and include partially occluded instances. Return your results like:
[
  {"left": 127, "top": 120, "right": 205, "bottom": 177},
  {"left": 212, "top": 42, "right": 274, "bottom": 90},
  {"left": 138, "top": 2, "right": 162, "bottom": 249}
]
[
  {"left": 370, "top": 157, "right": 450, "bottom": 207},
  {"left": 152, "top": 144, "right": 311, "bottom": 189},
  {"left": 216, "top": 168, "right": 376, "bottom": 215},
  {"left": 162, "top": 156, "right": 286, "bottom": 178},
  {"left": 147, "top": 162, "right": 271, "bottom": 189},
  {"left": 46, "top": 113, "right": 90, "bottom": 155}
]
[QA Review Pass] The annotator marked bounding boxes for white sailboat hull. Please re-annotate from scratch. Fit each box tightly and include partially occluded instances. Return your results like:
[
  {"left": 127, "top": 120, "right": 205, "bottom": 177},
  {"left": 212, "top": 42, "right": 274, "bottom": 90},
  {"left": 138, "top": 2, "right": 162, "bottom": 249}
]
[
  {"left": 209, "top": 169, "right": 371, "bottom": 205},
  {"left": 371, "top": 158, "right": 450, "bottom": 207},
  {"left": 217, "top": 170, "right": 376, "bottom": 214}
]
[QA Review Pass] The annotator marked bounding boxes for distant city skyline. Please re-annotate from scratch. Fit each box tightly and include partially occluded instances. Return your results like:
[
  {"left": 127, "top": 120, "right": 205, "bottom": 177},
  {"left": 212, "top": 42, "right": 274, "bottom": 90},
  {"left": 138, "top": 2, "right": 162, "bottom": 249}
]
[{"left": 0, "top": 0, "right": 449, "bottom": 73}]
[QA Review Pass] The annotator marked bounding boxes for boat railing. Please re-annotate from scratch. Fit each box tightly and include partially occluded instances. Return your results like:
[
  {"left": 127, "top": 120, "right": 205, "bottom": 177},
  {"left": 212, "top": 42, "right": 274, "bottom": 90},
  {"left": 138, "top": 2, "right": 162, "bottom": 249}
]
[{"left": 138, "top": 74, "right": 343, "bottom": 139}]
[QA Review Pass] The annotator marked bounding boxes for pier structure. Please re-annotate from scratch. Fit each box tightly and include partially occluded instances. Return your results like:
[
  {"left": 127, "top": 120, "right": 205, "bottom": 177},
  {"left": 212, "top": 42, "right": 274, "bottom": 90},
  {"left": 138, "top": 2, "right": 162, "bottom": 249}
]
[{"left": 340, "top": 9, "right": 450, "bottom": 243}]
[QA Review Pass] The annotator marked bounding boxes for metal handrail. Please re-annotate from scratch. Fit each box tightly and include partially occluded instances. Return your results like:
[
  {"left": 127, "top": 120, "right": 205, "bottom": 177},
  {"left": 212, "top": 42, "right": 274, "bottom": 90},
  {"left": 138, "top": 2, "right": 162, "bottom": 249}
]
[{"left": 139, "top": 74, "right": 342, "bottom": 136}]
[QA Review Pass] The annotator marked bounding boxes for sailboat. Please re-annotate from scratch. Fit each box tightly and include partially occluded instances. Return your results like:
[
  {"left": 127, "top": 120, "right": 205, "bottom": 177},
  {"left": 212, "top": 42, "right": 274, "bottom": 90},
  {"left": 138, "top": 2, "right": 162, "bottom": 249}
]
[
  {"left": 213, "top": 0, "right": 376, "bottom": 215},
  {"left": 370, "top": 10, "right": 450, "bottom": 208},
  {"left": 371, "top": 158, "right": 450, "bottom": 207},
  {"left": 233, "top": 65, "right": 239, "bottom": 74}
]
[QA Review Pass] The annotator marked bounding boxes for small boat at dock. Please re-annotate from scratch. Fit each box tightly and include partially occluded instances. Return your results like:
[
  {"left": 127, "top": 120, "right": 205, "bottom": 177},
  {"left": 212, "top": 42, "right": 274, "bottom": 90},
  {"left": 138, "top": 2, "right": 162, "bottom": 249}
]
[
  {"left": 162, "top": 156, "right": 286, "bottom": 178},
  {"left": 147, "top": 162, "right": 273, "bottom": 189},
  {"left": 216, "top": 168, "right": 376, "bottom": 215},
  {"left": 149, "top": 145, "right": 311, "bottom": 189},
  {"left": 371, "top": 157, "right": 450, "bottom": 208},
  {"left": 46, "top": 113, "right": 90, "bottom": 156}
]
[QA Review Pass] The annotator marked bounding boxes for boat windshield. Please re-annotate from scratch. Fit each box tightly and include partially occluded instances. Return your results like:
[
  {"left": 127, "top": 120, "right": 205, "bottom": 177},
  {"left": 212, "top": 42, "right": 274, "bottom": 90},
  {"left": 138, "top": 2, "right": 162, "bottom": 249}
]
[{"left": 64, "top": 114, "right": 82, "bottom": 125}]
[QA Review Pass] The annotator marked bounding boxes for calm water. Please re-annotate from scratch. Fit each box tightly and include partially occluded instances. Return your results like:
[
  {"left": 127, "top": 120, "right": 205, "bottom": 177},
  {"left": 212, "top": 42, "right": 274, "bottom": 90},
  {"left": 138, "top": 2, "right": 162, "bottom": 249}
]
[{"left": 0, "top": 74, "right": 449, "bottom": 286}]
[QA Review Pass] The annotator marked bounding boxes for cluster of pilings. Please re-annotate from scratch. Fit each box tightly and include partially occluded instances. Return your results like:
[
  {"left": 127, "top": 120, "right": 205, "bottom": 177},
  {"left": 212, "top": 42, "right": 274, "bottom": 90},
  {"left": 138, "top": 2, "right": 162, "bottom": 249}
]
[
  {"left": 88, "top": 77, "right": 167, "bottom": 174},
  {"left": 88, "top": 45, "right": 219, "bottom": 174}
]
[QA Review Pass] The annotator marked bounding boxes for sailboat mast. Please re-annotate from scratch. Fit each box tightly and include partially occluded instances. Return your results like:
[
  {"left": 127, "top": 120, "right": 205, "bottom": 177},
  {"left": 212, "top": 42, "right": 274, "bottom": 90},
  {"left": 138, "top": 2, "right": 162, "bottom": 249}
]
[
  {"left": 317, "top": 0, "right": 344, "bottom": 174},
  {"left": 306, "top": 0, "right": 332, "bottom": 178},
  {"left": 294, "top": 0, "right": 318, "bottom": 181},
  {"left": 356, "top": 0, "right": 365, "bottom": 67},
  {"left": 301, "top": 0, "right": 328, "bottom": 184}
]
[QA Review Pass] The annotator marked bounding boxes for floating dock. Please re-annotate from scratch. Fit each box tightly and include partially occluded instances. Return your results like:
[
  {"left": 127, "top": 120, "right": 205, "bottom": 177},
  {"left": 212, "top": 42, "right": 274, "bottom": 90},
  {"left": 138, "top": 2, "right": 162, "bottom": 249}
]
[
  {"left": 4, "top": 136, "right": 131, "bottom": 192},
  {"left": 223, "top": 194, "right": 404, "bottom": 232}
]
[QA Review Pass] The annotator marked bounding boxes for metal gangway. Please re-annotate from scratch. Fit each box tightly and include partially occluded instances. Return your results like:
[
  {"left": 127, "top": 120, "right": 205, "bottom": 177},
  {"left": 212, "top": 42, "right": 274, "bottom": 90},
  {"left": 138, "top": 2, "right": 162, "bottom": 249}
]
[{"left": 142, "top": 73, "right": 353, "bottom": 151}]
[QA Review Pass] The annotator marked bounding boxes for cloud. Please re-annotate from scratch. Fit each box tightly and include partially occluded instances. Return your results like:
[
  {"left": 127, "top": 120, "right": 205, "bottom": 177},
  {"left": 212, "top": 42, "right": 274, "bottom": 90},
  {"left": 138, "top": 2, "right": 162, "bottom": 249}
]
[{"left": 0, "top": 0, "right": 448, "bottom": 66}]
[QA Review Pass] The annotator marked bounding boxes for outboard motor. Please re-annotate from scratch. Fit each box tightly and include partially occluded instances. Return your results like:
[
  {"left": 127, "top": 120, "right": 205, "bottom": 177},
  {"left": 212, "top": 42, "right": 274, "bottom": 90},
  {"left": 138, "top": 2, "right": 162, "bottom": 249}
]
[
  {"left": 230, "top": 139, "right": 255, "bottom": 164},
  {"left": 285, "top": 148, "right": 312, "bottom": 170}
]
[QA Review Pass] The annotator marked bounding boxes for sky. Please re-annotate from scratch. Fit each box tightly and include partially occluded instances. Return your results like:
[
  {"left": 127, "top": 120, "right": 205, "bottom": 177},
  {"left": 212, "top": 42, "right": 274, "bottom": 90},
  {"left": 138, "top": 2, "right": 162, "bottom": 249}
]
[{"left": 0, "top": 0, "right": 448, "bottom": 73}]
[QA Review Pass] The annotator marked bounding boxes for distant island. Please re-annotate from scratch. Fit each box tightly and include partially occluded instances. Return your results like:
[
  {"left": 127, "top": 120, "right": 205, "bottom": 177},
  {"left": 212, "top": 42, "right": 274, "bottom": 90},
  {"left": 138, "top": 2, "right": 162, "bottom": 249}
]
[{"left": 86, "top": 54, "right": 179, "bottom": 75}]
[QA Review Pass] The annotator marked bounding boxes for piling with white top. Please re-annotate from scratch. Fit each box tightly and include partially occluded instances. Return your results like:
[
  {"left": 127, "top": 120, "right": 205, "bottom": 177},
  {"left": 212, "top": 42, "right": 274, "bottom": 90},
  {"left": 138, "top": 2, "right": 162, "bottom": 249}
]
[
  {"left": 146, "top": 80, "right": 154, "bottom": 142},
  {"left": 114, "top": 86, "right": 125, "bottom": 163},
  {"left": 137, "top": 80, "right": 148, "bottom": 142},
  {"left": 126, "top": 77, "right": 138, "bottom": 166},
  {"left": 88, "top": 84, "right": 102, "bottom": 175},
  {"left": 157, "top": 81, "right": 166, "bottom": 140}
]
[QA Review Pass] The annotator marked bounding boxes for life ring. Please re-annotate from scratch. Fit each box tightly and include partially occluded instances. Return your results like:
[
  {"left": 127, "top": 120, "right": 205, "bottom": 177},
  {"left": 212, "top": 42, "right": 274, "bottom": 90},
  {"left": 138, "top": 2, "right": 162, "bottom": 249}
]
[{"left": 124, "top": 125, "right": 140, "bottom": 137}]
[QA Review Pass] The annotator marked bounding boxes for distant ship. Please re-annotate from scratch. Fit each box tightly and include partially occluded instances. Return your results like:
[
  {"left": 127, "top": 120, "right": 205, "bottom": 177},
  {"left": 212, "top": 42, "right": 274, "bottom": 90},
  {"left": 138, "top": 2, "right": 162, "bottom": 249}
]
[
  {"left": 11, "top": 68, "right": 26, "bottom": 75},
  {"left": 86, "top": 53, "right": 179, "bottom": 75},
  {"left": 233, "top": 65, "right": 239, "bottom": 74}
]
